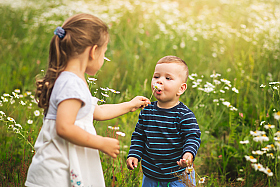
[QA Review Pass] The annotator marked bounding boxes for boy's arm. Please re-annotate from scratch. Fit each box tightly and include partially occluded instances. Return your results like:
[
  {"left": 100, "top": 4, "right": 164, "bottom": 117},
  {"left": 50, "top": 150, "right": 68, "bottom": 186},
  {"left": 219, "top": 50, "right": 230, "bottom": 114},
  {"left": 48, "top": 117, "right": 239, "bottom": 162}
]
[
  {"left": 127, "top": 110, "right": 146, "bottom": 161},
  {"left": 93, "top": 96, "right": 150, "bottom": 121},
  {"left": 180, "top": 111, "right": 201, "bottom": 161},
  {"left": 127, "top": 157, "right": 139, "bottom": 170}
]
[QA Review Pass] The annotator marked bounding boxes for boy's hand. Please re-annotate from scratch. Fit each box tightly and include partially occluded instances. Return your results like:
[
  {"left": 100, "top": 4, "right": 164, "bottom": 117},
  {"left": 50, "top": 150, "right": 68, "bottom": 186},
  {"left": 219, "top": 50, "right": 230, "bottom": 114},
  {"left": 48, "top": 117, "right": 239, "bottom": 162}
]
[
  {"left": 126, "top": 157, "right": 138, "bottom": 170},
  {"left": 129, "top": 96, "right": 151, "bottom": 112},
  {"left": 99, "top": 137, "right": 120, "bottom": 158},
  {"left": 177, "top": 152, "right": 193, "bottom": 167}
]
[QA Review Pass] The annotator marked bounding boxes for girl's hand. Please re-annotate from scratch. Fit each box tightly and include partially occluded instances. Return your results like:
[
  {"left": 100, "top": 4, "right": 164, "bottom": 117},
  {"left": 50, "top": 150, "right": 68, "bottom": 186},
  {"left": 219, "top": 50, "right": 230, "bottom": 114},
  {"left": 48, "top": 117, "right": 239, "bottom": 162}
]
[
  {"left": 129, "top": 96, "right": 151, "bottom": 112},
  {"left": 99, "top": 137, "right": 120, "bottom": 158},
  {"left": 177, "top": 152, "right": 193, "bottom": 167},
  {"left": 126, "top": 157, "right": 139, "bottom": 170}
]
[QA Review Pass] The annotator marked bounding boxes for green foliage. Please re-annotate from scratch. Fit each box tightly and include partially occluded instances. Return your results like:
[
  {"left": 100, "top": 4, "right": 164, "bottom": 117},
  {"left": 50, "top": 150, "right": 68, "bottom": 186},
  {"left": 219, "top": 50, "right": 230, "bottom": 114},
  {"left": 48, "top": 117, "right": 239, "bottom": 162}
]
[{"left": 0, "top": 0, "right": 280, "bottom": 186}]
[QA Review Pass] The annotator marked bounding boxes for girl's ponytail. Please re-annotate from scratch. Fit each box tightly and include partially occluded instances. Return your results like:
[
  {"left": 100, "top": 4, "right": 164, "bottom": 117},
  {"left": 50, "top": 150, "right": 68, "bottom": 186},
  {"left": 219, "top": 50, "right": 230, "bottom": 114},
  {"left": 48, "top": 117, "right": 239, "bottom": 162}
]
[{"left": 35, "top": 13, "right": 108, "bottom": 113}]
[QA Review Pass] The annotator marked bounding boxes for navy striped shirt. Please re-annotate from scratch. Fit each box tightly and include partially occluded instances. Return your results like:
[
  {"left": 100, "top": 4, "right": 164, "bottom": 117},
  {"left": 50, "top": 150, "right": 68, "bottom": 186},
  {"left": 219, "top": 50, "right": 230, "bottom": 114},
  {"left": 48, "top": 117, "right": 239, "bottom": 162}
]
[{"left": 128, "top": 101, "right": 201, "bottom": 182}]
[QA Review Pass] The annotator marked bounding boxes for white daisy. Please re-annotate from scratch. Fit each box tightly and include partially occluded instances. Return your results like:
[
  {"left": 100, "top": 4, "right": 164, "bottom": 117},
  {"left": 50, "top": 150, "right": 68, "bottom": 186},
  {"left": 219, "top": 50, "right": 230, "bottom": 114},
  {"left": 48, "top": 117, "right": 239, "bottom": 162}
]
[
  {"left": 34, "top": 110, "right": 40, "bottom": 116},
  {"left": 273, "top": 112, "right": 280, "bottom": 120},
  {"left": 198, "top": 177, "right": 206, "bottom": 183}
]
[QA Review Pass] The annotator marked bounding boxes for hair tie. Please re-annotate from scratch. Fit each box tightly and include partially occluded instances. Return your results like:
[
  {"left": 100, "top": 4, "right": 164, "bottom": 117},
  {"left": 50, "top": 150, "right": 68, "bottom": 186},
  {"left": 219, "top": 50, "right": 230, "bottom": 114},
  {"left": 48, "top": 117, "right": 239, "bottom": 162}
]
[{"left": 54, "top": 26, "right": 66, "bottom": 39}]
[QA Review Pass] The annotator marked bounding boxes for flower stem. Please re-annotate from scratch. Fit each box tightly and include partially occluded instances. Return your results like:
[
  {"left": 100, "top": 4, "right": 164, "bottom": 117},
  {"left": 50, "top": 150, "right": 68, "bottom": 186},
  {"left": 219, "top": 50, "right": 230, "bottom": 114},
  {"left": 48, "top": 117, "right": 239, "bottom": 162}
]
[{"left": 149, "top": 89, "right": 156, "bottom": 101}]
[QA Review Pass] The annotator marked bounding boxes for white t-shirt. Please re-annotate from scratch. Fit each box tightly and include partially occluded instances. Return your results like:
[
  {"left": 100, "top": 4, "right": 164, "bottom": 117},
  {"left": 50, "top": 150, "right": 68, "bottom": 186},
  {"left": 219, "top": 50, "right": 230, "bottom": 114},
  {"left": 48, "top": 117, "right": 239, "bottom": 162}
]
[{"left": 46, "top": 71, "right": 92, "bottom": 120}]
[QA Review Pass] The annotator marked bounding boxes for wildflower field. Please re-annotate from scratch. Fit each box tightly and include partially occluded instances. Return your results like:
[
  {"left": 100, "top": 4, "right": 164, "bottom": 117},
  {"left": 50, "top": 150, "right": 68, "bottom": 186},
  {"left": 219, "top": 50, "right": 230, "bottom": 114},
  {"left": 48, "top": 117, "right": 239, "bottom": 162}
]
[{"left": 1, "top": 0, "right": 280, "bottom": 186}]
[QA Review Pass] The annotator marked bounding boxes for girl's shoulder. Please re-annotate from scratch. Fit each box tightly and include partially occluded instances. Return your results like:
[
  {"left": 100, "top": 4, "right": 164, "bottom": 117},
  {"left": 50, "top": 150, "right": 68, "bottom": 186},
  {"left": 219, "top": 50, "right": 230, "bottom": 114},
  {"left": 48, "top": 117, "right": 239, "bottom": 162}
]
[
  {"left": 56, "top": 71, "right": 83, "bottom": 83},
  {"left": 51, "top": 71, "right": 91, "bottom": 102},
  {"left": 55, "top": 72, "right": 87, "bottom": 90}
]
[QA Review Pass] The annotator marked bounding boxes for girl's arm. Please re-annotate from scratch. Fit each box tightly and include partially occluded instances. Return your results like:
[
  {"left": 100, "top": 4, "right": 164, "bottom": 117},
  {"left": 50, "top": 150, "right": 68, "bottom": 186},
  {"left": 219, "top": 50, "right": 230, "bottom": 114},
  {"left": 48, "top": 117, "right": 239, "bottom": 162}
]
[
  {"left": 93, "top": 96, "right": 150, "bottom": 121},
  {"left": 56, "top": 99, "right": 120, "bottom": 158}
]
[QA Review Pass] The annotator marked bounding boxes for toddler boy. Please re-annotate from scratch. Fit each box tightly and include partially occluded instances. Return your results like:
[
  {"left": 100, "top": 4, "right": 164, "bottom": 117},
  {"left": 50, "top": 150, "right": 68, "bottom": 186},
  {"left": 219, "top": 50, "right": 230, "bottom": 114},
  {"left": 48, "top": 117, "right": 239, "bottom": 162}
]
[{"left": 127, "top": 56, "right": 201, "bottom": 187}]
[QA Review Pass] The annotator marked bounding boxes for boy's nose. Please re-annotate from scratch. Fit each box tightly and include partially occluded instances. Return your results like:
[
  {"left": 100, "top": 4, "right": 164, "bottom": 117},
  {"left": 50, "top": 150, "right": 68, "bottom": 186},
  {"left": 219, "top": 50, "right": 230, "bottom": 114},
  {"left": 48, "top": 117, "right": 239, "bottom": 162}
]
[{"left": 157, "top": 80, "right": 163, "bottom": 85}]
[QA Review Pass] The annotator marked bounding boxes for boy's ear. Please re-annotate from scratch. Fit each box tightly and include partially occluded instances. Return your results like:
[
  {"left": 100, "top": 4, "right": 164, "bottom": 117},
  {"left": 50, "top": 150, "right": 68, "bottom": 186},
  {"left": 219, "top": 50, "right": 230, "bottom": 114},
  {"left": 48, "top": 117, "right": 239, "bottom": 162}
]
[
  {"left": 177, "top": 83, "right": 187, "bottom": 96},
  {"left": 89, "top": 45, "right": 98, "bottom": 60}
]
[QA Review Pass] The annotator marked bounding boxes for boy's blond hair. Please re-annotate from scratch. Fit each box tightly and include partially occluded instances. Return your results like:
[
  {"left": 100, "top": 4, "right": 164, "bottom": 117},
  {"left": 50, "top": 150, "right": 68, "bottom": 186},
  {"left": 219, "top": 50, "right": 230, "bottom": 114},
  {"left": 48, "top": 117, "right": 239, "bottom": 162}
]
[{"left": 157, "top": 56, "right": 189, "bottom": 82}]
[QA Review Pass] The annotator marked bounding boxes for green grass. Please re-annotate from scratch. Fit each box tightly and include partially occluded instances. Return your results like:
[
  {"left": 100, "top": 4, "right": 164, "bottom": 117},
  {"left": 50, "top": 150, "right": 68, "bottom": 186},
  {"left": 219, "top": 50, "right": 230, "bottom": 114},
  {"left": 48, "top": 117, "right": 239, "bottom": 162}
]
[{"left": 0, "top": 0, "right": 280, "bottom": 186}]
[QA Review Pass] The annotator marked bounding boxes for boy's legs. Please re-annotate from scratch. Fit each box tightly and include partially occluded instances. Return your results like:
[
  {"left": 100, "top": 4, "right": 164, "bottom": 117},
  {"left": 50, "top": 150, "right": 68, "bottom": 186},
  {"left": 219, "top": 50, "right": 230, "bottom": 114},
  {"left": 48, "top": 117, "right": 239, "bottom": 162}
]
[
  {"left": 169, "top": 170, "right": 196, "bottom": 187},
  {"left": 142, "top": 170, "right": 196, "bottom": 187},
  {"left": 142, "top": 174, "right": 158, "bottom": 187}
]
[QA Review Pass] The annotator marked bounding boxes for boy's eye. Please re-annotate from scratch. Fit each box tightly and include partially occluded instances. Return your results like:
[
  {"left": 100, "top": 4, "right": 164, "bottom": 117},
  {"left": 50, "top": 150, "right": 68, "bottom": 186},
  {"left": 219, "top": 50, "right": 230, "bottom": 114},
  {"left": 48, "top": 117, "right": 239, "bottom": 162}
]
[
  {"left": 154, "top": 75, "right": 159, "bottom": 78},
  {"left": 166, "top": 77, "right": 171, "bottom": 80}
]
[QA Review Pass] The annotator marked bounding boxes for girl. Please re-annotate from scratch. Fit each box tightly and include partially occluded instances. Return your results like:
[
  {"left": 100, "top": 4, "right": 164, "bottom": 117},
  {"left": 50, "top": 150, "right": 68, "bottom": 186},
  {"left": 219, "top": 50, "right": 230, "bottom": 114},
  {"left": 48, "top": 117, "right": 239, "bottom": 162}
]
[{"left": 25, "top": 13, "right": 150, "bottom": 187}]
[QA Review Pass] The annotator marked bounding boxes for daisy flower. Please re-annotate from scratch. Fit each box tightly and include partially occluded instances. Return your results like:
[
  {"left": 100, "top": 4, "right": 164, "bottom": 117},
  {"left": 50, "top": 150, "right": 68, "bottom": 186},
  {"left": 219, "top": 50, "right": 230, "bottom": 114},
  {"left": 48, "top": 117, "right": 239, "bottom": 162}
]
[
  {"left": 185, "top": 165, "right": 193, "bottom": 174},
  {"left": 210, "top": 73, "right": 221, "bottom": 78},
  {"left": 153, "top": 83, "right": 162, "bottom": 91},
  {"left": 15, "top": 124, "right": 22, "bottom": 129},
  {"left": 236, "top": 178, "right": 245, "bottom": 182},
  {"left": 253, "top": 135, "right": 269, "bottom": 143},
  {"left": 250, "top": 130, "right": 265, "bottom": 136},
  {"left": 34, "top": 110, "right": 40, "bottom": 116},
  {"left": 266, "top": 153, "right": 275, "bottom": 159},
  {"left": 266, "top": 144, "right": 276, "bottom": 151},
  {"left": 7, "top": 117, "right": 15, "bottom": 122},
  {"left": 264, "top": 124, "right": 275, "bottom": 129},
  {"left": 261, "top": 147, "right": 269, "bottom": 152},
  {"left": 232, "top": 87, "right": 239, "bottom": 93},
  {"left": 150, "top": 83, "right": 162, "bottom": 100},
  {"left": 222, "top": 101, "right": 231, "bottom": 107},
  {"left": 252, "top": 150, "right": 264, "bottom": 155},
  {"left": 101, "top": 92, "right": 109, "bottom": 97},
  {"left": 263, "top": 167, "right": 273, "bottom": 176},
  {"left": 104, "top": 57, "right": 110, "bottom": 61},
  {"left": 245, "top": 155, "right": 257, "bottom": 162},
  {"left": 116, "top": 131, "right": 125, "bottom": 137},
  {"left": 198, "top": 177, "right": 206, "bottom": 184},
  {"left": 14, "top": 89, "right": 20, "bottom": 93},
  {"left": 274, "top": 131, "right": 280, "bottom": 137},
  {"left": 273, "top": 111, "right": 280, "bottom": 120},
  {"left": 251, "top": 163, "right": 264, "bottom": 171},
  {"left": 239, "top": 140, "right": 249, "bottom": 144},
  {"left": 220, "top": 78, "right": 231, "bottom": 86}
]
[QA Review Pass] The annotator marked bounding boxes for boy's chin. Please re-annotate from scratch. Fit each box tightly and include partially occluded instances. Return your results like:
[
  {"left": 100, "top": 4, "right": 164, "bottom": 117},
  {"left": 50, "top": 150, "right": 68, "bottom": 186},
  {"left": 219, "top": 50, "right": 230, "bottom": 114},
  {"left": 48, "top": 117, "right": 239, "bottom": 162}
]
[
  {"left": 155, "top": 97, "right": 165, "bottom": 103},
  {"left": 153, "top": 94, "right": 161, "bottom": 100}
]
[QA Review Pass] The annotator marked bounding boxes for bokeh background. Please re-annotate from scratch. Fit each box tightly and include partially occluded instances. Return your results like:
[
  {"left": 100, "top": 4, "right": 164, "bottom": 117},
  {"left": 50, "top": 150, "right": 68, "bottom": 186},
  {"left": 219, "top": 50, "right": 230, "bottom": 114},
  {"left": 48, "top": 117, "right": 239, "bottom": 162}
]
[{"left": 0, "top": 0, "right": 280, "bottom": 186}]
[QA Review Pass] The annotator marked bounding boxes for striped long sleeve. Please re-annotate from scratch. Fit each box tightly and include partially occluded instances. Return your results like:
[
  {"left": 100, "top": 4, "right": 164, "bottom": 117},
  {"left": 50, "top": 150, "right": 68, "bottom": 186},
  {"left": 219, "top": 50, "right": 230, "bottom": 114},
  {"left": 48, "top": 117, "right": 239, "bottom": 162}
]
[{"left": 128, "top": 101, "right": 201, "bottom": 182}]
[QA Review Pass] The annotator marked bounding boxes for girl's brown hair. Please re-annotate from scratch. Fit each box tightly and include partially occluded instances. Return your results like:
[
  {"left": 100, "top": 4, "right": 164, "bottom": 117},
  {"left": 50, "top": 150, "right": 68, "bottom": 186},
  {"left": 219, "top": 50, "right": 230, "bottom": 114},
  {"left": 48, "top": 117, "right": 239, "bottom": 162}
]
[{"left": 35, "top": 13, "right": 108, "bottom": 112}]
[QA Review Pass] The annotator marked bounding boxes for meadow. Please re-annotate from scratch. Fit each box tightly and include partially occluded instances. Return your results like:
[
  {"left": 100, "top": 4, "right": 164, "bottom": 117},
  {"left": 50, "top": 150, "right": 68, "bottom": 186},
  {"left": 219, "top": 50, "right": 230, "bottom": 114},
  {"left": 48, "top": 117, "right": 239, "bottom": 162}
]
[{"left": 0, "top": 0, "right": 280, "bottom": 186}]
